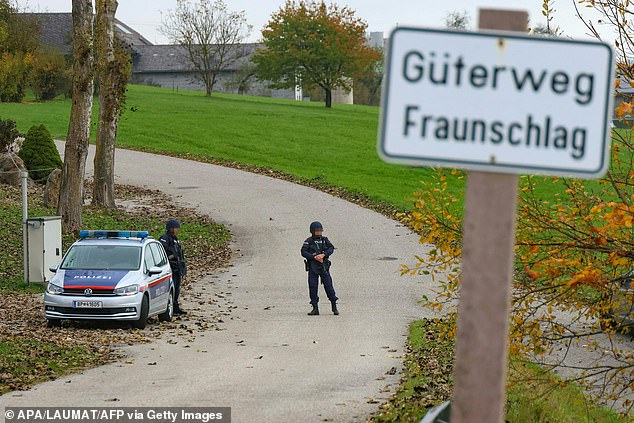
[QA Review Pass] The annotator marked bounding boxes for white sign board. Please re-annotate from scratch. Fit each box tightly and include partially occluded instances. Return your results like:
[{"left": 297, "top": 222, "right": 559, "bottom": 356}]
[{"left": 378, "top": 27, "right": 615, "bottom": 178}]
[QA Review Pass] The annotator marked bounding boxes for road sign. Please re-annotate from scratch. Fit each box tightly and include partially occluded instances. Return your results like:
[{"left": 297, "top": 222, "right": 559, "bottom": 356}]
[{"left": 378, "top": 27, "right": 614, "bottom": 178}]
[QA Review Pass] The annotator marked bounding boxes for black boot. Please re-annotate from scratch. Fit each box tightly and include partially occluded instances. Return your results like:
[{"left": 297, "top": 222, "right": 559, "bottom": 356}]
[
  {"left": 331, "top": 302, "right": 339, "bottom": 315},
  {"left": 308, "top": 305, "right": 319, "bottom": 316}
]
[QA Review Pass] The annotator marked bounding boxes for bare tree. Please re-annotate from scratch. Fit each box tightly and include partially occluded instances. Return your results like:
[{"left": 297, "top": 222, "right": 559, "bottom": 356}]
[
  {"left": 92, "top": 0, "right": 124, "bottom": 209},
  {"left": 57, "top": 0, "right": 94, "bottom": 232},
  {"left": 161, "top": 0, "right": 252, "bottom": 96}
]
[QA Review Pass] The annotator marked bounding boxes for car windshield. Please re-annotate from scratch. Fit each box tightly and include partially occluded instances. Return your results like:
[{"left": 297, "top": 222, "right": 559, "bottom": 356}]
[{"left": 60, "top": 245, "right": 142, "bottom": 271}]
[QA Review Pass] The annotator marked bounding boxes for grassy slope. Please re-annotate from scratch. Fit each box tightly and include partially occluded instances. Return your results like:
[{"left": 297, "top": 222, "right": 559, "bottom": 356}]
[
  {"left": 3, "top": 85, "right": 617, "bottom": 211},
  {"left": 1, "top": 85, "right": 461, "bottom": 210},
  {"left": 372, "top": 319, "right": 626, "bottom": 423},
  {"left": 0, "top": 339, "right": 100, "bottom": 394}
]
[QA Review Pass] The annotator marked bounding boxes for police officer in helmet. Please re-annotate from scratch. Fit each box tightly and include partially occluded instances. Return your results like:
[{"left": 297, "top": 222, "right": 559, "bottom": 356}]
[
  {"left": 160, "top": 220, "right": 187, "bottom": 315},
  {"left": 301, "top": 221, "right": 339, "bottom": 316}
]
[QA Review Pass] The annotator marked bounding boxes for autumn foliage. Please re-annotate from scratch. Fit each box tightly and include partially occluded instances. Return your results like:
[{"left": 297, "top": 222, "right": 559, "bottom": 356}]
[
  {"left": 254, "top": 0, "right": 381, "bottom": 108},
  {"left": 401, "top": 0, "right": 634, "bottom": 413}
]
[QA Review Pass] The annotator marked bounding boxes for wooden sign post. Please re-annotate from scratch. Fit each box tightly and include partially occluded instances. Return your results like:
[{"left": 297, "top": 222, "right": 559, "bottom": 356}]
[
  {"left": 378, "top": 6, "right": 614, "bottom": 423},
  {"left": 451, "top": 11, "right": 526, "bottom": 423}
]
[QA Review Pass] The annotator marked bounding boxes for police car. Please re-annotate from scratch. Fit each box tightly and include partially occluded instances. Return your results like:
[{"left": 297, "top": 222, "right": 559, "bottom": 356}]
[{"left": 44, "top": 230, "right": 174, "bottom": 329}]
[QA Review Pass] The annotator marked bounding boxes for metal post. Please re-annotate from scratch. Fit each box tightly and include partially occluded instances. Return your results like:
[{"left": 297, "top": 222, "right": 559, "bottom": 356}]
[
  {"left": 21, "top": 171, "right": 29, "bottom": 284},
  {"left": 451, "top": 9, "right": 528, "bottom": 423}
]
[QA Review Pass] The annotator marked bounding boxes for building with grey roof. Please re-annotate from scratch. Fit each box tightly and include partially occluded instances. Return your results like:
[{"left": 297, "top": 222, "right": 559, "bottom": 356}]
[
  {"left": 22, "top": 12, "right": 152, "bottom": 54},
  {"left": 20, "top": 12, "right": 295, "bottom": 99}
]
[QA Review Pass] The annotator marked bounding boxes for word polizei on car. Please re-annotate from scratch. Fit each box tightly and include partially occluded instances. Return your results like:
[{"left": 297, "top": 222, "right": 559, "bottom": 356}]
[{"left": 44, "top": 230, "right": 175, "bottom": 329}]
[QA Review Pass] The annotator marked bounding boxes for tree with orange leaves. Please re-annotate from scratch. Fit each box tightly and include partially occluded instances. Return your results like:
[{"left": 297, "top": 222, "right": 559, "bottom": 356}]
[
  {"left": 400, "top": 1, "right": 634, "bottom": 414},
  {"left": 253, "top": 0, "right": 381, "bottom": 108}
]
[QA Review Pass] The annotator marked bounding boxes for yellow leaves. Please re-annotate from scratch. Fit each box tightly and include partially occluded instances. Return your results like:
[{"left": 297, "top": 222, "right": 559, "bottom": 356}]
[
  {"left": 615, "top": 101, "right": 633, "bottom": 118},
  {"left": 593, "top": 236, "right": 608, "bottom": 246},
  {"left": 524, "top": 266, "right": 541, "bottom": 281},
  {"left": 567, "top": 267, "right": 605, "bottom": 287},
  {"left": 601, "top": 203, "right": 634, "bottom": 228},
  {"left": 609, "top": 254, "right": 629, "bottom": 267}
]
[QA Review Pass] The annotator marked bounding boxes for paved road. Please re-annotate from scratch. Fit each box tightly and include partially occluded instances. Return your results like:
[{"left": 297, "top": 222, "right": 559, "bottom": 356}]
[{"left": 1, "top": 145, "right": 432, "bottom": 422}]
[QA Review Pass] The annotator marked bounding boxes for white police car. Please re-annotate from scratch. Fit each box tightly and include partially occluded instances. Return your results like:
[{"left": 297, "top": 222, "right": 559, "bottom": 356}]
[{"left": 45, "top": 230, "right": 174, "bottom": 329}]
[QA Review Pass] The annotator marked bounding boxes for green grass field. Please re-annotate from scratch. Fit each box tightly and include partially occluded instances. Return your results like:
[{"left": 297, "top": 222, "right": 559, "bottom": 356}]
[
  {"left": 2, "top": 84, "right": 618, "bottom": 212},
  {"left": 0, "top": 85, "right": 461, "bottom": 210},
  {"left": 0, "top": 338, "right": 101, "bottom": 394}
]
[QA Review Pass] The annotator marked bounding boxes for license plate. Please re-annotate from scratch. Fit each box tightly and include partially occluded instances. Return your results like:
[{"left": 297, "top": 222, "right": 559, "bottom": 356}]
[{"left": 73, "top": 300, "right": 103, "bottom": 309}]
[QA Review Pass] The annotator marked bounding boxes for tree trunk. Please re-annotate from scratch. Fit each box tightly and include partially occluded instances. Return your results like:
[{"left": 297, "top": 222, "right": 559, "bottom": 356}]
[
  {"left": 205, "top": 75, "right": 214, "bottom": 96},
  {"left": 92, "top": 0, "right": 119, "bottom": 209},
  {"left": 325, "top": 89, "right": 332, "bottom": 108},
  {"left": 57, "top": 0, "right": 95, "bottom": 232}
]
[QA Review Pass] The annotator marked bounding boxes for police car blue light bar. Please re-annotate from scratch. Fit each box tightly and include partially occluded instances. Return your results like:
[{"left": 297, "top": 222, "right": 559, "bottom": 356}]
[{"left": 79, "top": 230, "right": 149, "bottom": 239}]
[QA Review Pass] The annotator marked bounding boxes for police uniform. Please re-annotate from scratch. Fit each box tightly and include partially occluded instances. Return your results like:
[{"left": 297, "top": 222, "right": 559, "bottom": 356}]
[
  {"left": 301, "top": 222, "right": 338, "bottom": 315},
  {"left": 160, "top": 221, "right": 187, "bottom": 314}
]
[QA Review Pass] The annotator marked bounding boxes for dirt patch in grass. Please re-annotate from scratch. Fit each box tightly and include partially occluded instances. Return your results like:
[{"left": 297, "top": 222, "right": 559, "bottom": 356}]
[{"left": 0, "top": 183, "right": 232, "bottom": 394}]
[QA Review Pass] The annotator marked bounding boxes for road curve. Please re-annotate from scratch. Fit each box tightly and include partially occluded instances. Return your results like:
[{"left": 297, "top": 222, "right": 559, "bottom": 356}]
[{"left": 1, "top": 144, "right": 433, "bottom": 422}]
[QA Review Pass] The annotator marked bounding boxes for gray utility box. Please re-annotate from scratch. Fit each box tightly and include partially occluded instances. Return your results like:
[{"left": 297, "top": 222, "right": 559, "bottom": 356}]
[{"left": 27, "top": 216, "right": 62, "bottom": 284}]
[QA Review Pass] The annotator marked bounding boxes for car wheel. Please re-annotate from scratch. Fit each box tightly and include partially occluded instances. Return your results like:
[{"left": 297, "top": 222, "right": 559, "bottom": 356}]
[
  {"left": 133, "top": 295, "right": 149, "bottom": 329},
  {"left": 158, "top": 289, "right": 174, "bottom": 323},
  {"left": 46, "top": 319, "right": 61, "bottom": 328}
]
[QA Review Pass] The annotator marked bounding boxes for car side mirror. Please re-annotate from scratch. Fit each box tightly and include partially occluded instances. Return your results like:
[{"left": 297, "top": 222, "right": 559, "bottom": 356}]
[
  {"left": 49, "top": 264, "right": 59, "bottom": 273},
  {"left": 148, "top": 266, "right": 162, "bottom": 276}
]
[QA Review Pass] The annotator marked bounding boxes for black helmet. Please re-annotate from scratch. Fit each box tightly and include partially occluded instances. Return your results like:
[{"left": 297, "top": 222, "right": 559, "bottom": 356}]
[
  {"left": 166, "top": 219, "right": 181, "bottom": 231},
  {"left": 310, "top": 221, "right": 323, "bottom": 233}
]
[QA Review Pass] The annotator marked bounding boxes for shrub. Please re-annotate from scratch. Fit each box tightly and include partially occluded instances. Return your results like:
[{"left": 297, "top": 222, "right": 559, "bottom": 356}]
[
  {"left": 18, "top": 124, "right": 62, "bottom": 181},
  {"left": 29, "top": 50, "right": 71, "bottom": 101},
  {"left": 0, "top": 116, "right": 20, "bottom": 152},
  {"left": 0, "top": 52, "right": 29, "bottom": 102}
]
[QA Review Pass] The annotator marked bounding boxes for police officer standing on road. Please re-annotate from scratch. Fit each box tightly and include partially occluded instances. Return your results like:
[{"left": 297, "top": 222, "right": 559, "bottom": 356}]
[
  {"left": 160, "top": 220, "right": 187, "bottom": 315},
  {"left": 301, "top": 221, "right": 339, "bottom": 316}
]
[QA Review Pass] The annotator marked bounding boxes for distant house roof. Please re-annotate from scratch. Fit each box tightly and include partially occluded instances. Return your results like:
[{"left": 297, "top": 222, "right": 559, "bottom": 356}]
[
  {"left": 132, "top": 45, "right": 193, "bottom": 73},
  {"left": 20, "top": 13, "right": 73, "bottom": 53},
  {"left": 112, "top": 19, "right": 153, "bottom": 48},
  {"left": 19, "top": 12, "right": 260, "bottom": 76},
  {"left": 132, "top": 43, "right": 260, "bottom": 74},
  {"left": 19, "top": 12, "right": 153, "bottom": 55}
]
